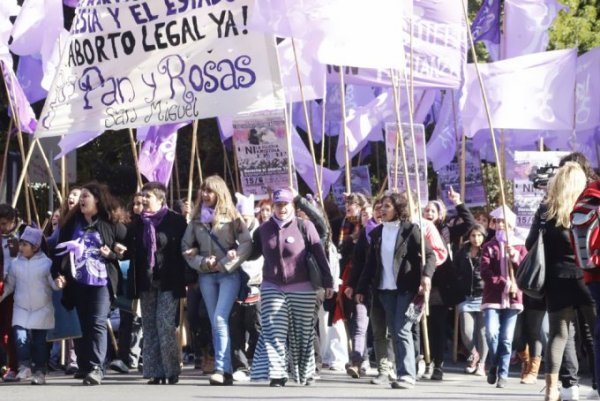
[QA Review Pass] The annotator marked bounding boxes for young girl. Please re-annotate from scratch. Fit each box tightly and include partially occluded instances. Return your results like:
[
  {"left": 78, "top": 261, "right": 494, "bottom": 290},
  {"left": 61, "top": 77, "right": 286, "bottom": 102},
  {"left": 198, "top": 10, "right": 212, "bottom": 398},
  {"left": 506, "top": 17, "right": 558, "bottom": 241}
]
[{"left": 0, "top": 227, "right": 58, "bottom": 385}]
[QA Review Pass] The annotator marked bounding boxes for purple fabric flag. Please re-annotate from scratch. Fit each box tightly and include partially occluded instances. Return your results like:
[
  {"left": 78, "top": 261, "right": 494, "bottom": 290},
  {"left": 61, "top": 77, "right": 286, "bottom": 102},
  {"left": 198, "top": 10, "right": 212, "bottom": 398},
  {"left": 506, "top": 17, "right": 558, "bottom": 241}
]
[
  {"left": 10, "top": 0, "right": 62, "bottom": 57},
  {"left": 56, "top": 130, "right": 103, "bottom": 159},
  {"left": 293, "top": 100, "right": 324, "bottom": 143},
  {"left": 250, "top": 0, "right": 405, "bottom": 69},
  {"left": 291, "top": 127, "right": 341, "bottom": 198},
  {"left": 575, "top": 47, "right": 600, "bottom": 131},
  {"left": 277, "top": 38, "right": 326, "bottom": 104},
  {"left": 138, "top": 122, "right": 190, "bottom": 186},
  {"left": 63, "top": 0, "right": 79, "bottom": 7},
  {"left": 217, "top": 117, "right": 234, "bottom": 142},
  {"left": 1, "top": 60, "right": 38, "bottom": 134},
  {"left": 16, "top": 55, "right": 47, "bottom": 104},
  {"left": 471, "top": 0, "right": 501, "bottom": 60},
  {"left": 461, "top": 49, "right": 577, "bottom": 137},
  {"left": 504, "top": 0, "right": 568, "bottom": 59},
  {"left": 427, "top": 90, "right": 462, "bottom": 171}
]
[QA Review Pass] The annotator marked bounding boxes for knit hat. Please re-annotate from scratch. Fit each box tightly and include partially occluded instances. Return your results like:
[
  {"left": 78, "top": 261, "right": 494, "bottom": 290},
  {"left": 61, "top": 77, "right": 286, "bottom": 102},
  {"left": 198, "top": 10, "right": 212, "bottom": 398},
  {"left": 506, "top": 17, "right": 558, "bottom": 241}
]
[
  {"left": 20, "top": 226, "right": 43, "bottom": 248},
  {"left": 235, "top": 192, "right": 255, "bottom": 216},
  {"left": 490, "top": 205, "right": 517, "bottom": 228},
  {"left": 272, "top": 188, "right": 294, "bottom": 204}
]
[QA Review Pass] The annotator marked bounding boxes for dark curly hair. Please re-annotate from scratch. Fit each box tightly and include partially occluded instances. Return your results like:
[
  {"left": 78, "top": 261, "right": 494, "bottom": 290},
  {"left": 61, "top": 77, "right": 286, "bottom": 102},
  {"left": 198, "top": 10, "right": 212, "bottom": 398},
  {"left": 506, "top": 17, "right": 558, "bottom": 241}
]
[
  {"left": 62, "top": 181, "right": 124, "bottom": 226},
  {"left": 381, "top": 193, "right": 410, "bottom": 221}
]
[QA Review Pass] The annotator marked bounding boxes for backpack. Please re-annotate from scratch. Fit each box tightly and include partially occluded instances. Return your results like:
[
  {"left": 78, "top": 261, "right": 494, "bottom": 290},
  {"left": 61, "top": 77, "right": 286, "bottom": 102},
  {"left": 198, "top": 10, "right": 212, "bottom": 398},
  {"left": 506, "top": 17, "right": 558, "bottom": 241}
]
[{"left": 570, "top": 181, "right": 600, "bottom": 270}]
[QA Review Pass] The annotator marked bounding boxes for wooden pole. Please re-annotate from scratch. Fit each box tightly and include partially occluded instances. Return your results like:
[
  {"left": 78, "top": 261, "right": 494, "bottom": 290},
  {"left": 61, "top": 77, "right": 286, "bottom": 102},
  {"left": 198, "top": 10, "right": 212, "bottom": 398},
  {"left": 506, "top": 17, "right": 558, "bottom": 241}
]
[
  {"left": 539, "top": 136, "right": 544, "bottom": 152},
  {"left": 222, "top": 143, "right": 237, "bottom": 191},
  {"left": 60, "top": 136, "right": 67, "bottom": 200},
  {"left": 461, "top": 0, "right": 516, "bottom": 291},
  {"left": 34, "top": 140, "right": 63, "bottom": 205},
  {"left": 194, "top": 127, "right": 203, "bottom": 186},
  {"left": 174, "top": 153, "right": 181, "bottom": 200},
  {"left": 0, "top": 120, "right": 13, "bottom": 197},
  {"left": 319, "top": 96, "right": 327, "bottom": 194},
  {"left": 15, "top": 132, "right": 32, "bottom": 224},
  {"left": 186, "top": 121, "right": 199, "bottom": 212},
  {"left": 11, "top": 138, "right": 37, "bottom": 209},
  {"left": 339, "top": 67, "right": 352, "bottom": 193},
  {"left": 460, "top": 133, "right": 467, "bottom": 199},
  {"left": 128, "top": 128, "right": 143, "bottom": 190},
  {"left": 291, "top": 39, "right": 325, "bottom": 209},
  {"left": 282, "top": 103, "right": 295, "bottom": 189}
]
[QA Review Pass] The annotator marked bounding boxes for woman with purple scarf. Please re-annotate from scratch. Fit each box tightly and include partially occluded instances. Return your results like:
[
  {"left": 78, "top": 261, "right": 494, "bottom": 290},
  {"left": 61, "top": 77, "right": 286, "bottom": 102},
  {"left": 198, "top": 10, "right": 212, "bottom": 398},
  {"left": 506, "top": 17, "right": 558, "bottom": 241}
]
[
  {"left": 50, "top": 182, "right": 127, "bottom": 385},
  {"left": 127, "top": 182, "right": 188, "bottom": 385},
  {"left": 181, "top": 175, "right": 252, "bottom": 386}
]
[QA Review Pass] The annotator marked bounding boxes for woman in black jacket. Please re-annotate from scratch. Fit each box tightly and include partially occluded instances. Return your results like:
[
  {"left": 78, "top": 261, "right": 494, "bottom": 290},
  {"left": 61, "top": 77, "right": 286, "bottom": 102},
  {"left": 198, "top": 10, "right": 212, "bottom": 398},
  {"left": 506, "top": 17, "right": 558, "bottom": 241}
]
[
  {"left": 51, "top": 182, "right": 126, "bottom": 385},
  {"left": 127, "top": 182, "right": 188, "bottom": 385},
  {"left": 355, "top": 193, "right": 436, "bottom": 390}
]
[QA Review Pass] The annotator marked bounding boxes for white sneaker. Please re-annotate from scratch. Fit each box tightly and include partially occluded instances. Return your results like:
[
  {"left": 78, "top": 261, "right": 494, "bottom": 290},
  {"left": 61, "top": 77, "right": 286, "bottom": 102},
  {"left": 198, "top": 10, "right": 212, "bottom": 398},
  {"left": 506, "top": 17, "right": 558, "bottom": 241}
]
[
  {"left": 587, "top": 389, "right": 600, "bottom": 400},
  {"left": 561, "top": 385, "right": 581, "bottom": 401},
  {"left": 232, "top": 370, "right": 250, "bottom": 382},
  {"left": 16, "top": 367, "right": 32, "bottom": 380}
]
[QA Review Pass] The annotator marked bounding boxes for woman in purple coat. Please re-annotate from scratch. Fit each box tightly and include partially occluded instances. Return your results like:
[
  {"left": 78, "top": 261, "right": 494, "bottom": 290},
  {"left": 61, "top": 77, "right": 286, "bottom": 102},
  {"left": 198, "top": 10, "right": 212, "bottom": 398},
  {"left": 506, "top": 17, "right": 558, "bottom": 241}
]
[{"left": 250, "top": 188, "right": 334, "bottom": 387}]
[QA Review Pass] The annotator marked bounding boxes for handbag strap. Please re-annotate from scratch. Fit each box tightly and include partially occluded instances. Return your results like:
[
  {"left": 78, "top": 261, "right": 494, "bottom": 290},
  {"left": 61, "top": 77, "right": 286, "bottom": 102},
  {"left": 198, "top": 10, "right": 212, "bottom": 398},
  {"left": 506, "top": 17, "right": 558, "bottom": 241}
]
[{"left": 297, "top": 219, "right": 310, "bottom": 250}]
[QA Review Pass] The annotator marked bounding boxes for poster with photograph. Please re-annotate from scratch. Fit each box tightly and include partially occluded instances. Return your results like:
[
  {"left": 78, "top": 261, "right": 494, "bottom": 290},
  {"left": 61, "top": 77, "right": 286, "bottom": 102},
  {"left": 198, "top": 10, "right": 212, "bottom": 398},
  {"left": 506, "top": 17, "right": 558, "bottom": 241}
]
[
  {"left": 513, "top": 151, "right": 568, "bottom": 229},
  {"left": 385, "top": 122, "right": 428, "bottom": 206},
  {"left": 233, "top": 109, "right": 289, "bottom": 198},
  {"left": 332, "top": 165, "right": 372, "bottom": 209}
]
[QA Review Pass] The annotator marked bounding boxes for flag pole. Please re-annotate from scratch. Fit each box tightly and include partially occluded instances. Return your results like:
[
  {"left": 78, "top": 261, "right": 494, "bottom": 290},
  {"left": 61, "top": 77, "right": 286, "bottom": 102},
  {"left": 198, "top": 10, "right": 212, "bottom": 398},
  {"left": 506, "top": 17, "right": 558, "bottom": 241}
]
[
  {"left": 33, "top": 140, "right": 63, "bottom": 204},
  {"left": 389, "top": 70, "right": 413, "bottom": 208},
  {"left": 0, "top": 120, "right": 12, "bottom": 196},
  {"left": 128, "top": 128, "right": 143, "bottom": 190},
  {"left": 319, "top": 95, "right": 327, "bottom": 195},
  {"left": 282, "top": 103, "right": 295, "bottom": 190},
  {"left": 186, "top": 121, "right": 199, "bottom": 212},
  {"left": 339, "top": 67, "right": 352, "bottom": 193},
  {"left": 60, "top": 137, "right": 67, "bottom": 199},
  {"left": 291, "top": 39, "right": 325, "bottom": 209},
  {"left": 461, "top": 0, "right": 516, "bottom": 291}
]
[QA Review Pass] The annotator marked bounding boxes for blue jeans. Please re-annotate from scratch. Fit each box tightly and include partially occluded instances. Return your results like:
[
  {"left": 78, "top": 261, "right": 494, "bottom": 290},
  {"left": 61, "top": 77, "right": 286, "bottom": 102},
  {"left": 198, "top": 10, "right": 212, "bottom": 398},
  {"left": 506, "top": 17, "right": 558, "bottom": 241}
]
[
  {"left": 379, "top": 290, "right": 416, "bottom": 382},
  {"left": 13, "top": 326, "right": 48, "bottom": 373},
  {"left": 484, "top": 308, "right": 519, "bottom": 379},
  {"left": 587, "top": 282, "right": 600, "bottom": 395},
  {"left": 198, "top": 271, "right": 241, "bottom": 374}
]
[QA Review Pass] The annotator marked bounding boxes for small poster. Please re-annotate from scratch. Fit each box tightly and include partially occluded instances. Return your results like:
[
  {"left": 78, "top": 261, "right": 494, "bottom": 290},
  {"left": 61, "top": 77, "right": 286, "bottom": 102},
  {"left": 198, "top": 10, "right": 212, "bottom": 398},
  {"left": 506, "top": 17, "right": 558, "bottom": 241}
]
[
  {"left": 385, "top": 122, "right": 428, "bottom": 206},
  {"left": 233, "top": 109, "right": 290, "bottom": 197}
]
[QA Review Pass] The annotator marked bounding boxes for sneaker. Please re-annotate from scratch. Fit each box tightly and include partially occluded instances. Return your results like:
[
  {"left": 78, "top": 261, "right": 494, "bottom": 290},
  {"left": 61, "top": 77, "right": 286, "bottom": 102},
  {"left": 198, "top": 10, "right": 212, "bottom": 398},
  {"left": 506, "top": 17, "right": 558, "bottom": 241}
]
[
  {"left": 474, "top": 363, "right": 486, "bottom": 377},
  {"left": 496, "top": 377, "right": 507, "bottom": 388},
  {"left": 360, "top": 360, "right": 370, "bottom": 375},
  {"left": 31, "top": 372, "right": 46, "bottom": 385},
  {"left": 561, "top": 385, "right": 580, "bottom": 401},
  {"left": 269, "top": 377, "right": 287, "bottom": 387},
  {"left": 346, "top": 366, "right": 360, "bottom": 379},
  {"left": 83, "top": 367, "right": 103, "bottom": 386},
  {"left": 16, "top": 367, "right": 32, "bottom": 380},
  {"left": 487, "top": 366, "right": 498, "bottom": 385},
  {"left": 370, "top": 373, "right": 390, "bottom": 385},
  {"left": 421, "top": 363, "right": 433, "bottom": 380},
  {"left": 430, "top": 367, "right": 443, "bottom": 381},
  {"left": 209, "top": 371, "right": 233, "bottom": 386},
  {"left": 305, "top": 377, "right": 316, "bottom": 386},
  {"left": 2, "top": 369, "right": 19, "bottom": 382},
  {"left": 416, "top": 358, "right": 426, "bottom": 378},
  {"left": 109, "top": 360, "right": 129, "bottom": 374},
  {"left": 73, "top": 370, "right": 87, "bottom": 379},
  {"left": 232, "top": 370, "right": 250, "bottom": 382},
  {"left": 391, "top": 376, "right": 416, "bottom": 390},
  {"left": 587, "top": 389, "right": 600, "bottom": 400},
  {"left": 65, "top": 364, "right": 79, "bottom": 375},
  {"left": 465, "top": 351, "right": 480, "bottom": 374}
]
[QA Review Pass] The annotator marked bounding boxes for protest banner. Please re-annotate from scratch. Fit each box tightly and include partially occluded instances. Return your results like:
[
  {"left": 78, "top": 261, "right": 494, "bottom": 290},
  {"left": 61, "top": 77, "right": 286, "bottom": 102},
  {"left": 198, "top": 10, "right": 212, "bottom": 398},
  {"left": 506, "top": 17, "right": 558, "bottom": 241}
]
[
  {"left": 512, "top": 151, "right": 568, "bottom": 229},
  {"left": 437, "top": 143, "right": 487, "bottom": 209},
  {"left": 35, "top": 0, "right": 284, "bottom": 138},
  {"left": 233, "top": 109, "right": 289, "bottom": 198},
  {"left": 331, "top": 165, "right": 372, "bottom": 209},
  {"left": 385, "top": 122, "right": 428, "bottom": 206}
]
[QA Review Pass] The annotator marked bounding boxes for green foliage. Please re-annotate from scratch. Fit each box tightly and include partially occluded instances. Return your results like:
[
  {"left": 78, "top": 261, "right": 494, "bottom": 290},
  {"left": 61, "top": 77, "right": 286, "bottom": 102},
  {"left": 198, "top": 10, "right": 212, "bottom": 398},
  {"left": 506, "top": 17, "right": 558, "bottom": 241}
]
[{"left": 549, "top": 0, "right": 600, "bottom": 53}]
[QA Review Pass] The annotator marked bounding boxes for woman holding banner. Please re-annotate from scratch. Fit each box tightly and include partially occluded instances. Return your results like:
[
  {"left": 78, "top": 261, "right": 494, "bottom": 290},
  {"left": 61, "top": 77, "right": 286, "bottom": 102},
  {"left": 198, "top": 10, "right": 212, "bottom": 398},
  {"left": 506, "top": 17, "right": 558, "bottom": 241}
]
[
  {"left": 127, "top": 182, "right": 188, "bottom": 385},
  {"left": 50, "top": 182, "right": 126, "bottom": 386},
  {"left": 182, "top": 175, "right": 252, "bottom": 386}
]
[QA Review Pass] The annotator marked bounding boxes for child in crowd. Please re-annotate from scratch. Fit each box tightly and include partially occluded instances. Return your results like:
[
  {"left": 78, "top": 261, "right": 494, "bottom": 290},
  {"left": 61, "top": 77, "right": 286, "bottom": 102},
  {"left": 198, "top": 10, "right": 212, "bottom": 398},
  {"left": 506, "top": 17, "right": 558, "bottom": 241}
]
[{"left": 0, "top": 227, "right": 59, "bottom": 384}]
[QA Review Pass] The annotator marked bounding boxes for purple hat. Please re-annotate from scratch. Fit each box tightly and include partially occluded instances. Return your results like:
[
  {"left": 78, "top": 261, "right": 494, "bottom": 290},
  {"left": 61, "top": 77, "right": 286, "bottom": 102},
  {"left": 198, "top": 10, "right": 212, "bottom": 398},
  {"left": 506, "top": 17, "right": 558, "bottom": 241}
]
[
  {"left": 272, "top": 188, "right": 294, "bottom": 204},
  {"left": 20, "top": 226, "right": 43, "bottom": 248}
]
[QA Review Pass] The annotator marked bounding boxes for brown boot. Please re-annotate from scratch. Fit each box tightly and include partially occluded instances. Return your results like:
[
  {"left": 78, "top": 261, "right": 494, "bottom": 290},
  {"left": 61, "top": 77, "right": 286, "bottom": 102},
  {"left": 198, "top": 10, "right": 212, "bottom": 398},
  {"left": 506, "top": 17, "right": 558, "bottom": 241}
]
[
  {"left": 518, "top": 347, "right": 530, "bottom": 381},
  {"left": 521, "top": 356, "right": 541, "bottom": 384},
  {"left": 202, "top": 355, "right": 215, "bottom": 375},
  {"left": 544, "top": 373, "right": 561, "bottom": 401}
]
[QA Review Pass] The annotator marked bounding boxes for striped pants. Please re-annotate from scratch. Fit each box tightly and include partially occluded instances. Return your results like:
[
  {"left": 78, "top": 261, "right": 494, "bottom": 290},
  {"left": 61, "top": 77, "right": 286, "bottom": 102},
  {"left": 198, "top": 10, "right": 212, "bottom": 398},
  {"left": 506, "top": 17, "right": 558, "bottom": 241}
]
[{"left": 251, "top": 288, "right": 317, "bottom": 384}]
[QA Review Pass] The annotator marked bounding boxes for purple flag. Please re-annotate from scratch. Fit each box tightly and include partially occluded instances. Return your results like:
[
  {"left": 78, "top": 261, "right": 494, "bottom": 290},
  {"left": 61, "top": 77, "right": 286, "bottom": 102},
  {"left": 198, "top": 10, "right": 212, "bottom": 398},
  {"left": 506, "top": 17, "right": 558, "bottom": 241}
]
[
  {"left": 471, "top": 0, "right": 501, "bottom": 60},
  {"left": 427, "top": 90, "right": 462, "bottom": 171},
  {"left": 293, "top": 100, "right": 324, "bottom": 143},
  {"left": 0, "top": 0, "right": 20, "bottom": 68},
  {"left": 504, "top": 0, "right": 568, "bottom": 59},
  {"left": 138, "top": 122, "right": 191, "bottom": 185},
  {"left": 291, "top": 127, "right": 341, "bottom": 198},
  {"left": 277, "top": 38, "right": 326, "bottom": 104},
  {"left": 217, "top": 117, "right": 234, "bottom": 142},
  {"left": 461, "top": 49, "right": 577, "bottom": 136},
  {"left": 63, "top": 0, "right": 79, "bottom": 6},
  {"left": 16, "top": 55, "right": 47, "bottom": 104},
  {"left": 1, "top": 60, "right": 37, "bottom": 134},
  {"left": 10, "top": 0, "right": 62, "bottom": 57},
  {"left": 250, "top": 0, "right": 405, "bottom": 69},
  {"left": 56, "top": 130, "right": 103, "bottom": 159},
  {"left": 575, "top": 47, "right": 600, "bottom": 131}
]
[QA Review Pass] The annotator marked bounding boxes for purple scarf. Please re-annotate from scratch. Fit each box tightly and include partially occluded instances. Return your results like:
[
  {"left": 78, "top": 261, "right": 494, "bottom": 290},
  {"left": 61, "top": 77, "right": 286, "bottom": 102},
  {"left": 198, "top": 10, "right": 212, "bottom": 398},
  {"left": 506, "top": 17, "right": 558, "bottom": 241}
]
[
  {"left": 141, "top": 206, "right": 169, "bottom": 271},
  {"left": 365, "top": 218, "right": 379, "bottom": 244}
]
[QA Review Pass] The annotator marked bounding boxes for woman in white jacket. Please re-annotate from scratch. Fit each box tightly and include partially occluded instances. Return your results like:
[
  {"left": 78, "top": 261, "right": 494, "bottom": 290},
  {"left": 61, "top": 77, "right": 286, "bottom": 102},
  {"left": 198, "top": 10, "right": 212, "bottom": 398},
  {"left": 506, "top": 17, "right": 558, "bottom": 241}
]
[{"left": 0, "top": 227, "right": 59, "bottom": 385}]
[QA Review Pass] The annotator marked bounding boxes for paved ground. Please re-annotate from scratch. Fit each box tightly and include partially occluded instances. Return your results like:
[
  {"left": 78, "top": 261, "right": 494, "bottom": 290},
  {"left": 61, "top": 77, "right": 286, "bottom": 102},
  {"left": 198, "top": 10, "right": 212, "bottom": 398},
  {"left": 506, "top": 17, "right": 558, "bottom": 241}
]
[{"left": 1, "top": 363, "right": 597, "bottom": 401}]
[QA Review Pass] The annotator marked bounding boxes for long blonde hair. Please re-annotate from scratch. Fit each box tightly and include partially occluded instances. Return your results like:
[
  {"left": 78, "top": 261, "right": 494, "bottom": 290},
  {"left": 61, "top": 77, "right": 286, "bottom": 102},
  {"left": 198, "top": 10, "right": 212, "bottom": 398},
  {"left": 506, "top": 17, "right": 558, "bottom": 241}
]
[
  {"left": 543, "top": 162, "right": 587, "bottom": 228},
  {"left": 192, "top": 175, "right": 240, "bottom": 225}
]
